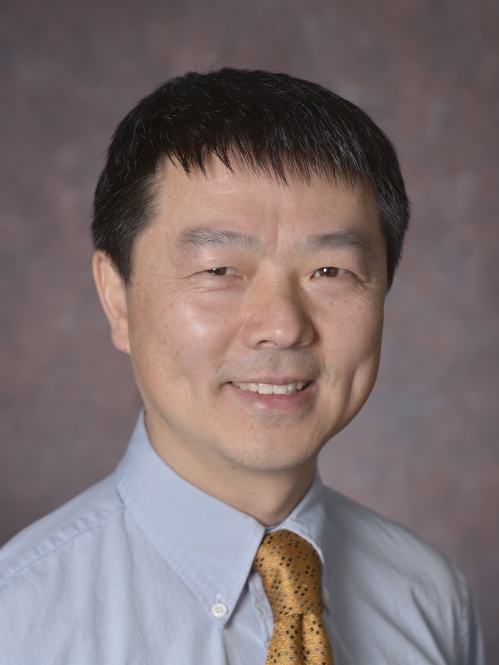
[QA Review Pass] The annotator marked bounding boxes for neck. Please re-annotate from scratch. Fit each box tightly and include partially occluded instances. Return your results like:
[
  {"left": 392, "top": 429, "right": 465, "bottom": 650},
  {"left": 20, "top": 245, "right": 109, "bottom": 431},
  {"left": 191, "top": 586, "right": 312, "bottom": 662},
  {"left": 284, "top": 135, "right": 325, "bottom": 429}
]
[{"left": 144, "top": 412, "right": 317, "bottom": 527}]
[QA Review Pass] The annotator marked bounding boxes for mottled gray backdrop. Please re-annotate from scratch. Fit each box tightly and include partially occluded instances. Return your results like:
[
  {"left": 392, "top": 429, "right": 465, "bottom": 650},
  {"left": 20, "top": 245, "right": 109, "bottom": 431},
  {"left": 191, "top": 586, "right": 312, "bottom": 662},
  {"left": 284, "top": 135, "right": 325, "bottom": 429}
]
[{"left": 1, "top": 0, "right": 498, "bottom": 659}]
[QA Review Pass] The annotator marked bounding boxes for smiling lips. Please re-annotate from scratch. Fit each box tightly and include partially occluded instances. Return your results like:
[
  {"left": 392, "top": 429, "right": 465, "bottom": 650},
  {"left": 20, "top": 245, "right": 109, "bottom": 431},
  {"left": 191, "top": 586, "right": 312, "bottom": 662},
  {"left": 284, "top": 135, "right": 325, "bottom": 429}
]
[{"left": 232, "top": 381, "right": 309, "bottom": 395}]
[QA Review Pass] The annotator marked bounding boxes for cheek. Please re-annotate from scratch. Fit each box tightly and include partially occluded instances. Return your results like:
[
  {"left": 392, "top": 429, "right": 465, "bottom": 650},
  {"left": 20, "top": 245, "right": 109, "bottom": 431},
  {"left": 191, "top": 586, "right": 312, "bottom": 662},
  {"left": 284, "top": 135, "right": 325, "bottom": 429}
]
[
  {"left": 322, "top": 298, "right": 384, "bottom": 378},
  {"left": 130, "top": 288, "right": 237, "bottom": 390}
]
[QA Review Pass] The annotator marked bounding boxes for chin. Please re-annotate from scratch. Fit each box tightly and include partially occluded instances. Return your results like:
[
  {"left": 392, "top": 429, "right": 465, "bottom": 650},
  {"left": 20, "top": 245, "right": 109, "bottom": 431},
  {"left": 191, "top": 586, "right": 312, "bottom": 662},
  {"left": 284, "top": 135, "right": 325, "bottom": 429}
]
[{"left": 218, "top": 437, "right": 321, "bottom": 473}]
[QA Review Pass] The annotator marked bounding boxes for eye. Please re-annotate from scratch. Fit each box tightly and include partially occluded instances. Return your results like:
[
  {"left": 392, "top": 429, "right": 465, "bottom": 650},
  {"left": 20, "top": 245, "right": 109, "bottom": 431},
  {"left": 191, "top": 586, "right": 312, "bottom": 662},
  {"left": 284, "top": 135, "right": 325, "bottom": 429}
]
[
  {"left": 313, "top": 267, "right": 343, "bottom": 278},
  {"left": 207, "top": 267, "right": 237, "bottom": 276}
]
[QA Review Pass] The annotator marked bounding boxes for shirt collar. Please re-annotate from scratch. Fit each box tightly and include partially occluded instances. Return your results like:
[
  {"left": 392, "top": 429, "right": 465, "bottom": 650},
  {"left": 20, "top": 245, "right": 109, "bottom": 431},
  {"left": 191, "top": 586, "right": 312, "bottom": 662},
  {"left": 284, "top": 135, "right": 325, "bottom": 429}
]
[{"left": 115, "top": 412, "right": 327, "bottom": 625}]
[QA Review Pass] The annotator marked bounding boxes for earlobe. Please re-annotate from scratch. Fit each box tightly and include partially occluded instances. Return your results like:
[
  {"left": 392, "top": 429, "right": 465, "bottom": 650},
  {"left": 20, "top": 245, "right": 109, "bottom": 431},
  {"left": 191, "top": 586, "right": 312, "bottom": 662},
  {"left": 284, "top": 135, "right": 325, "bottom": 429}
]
[{"left": 92, "top": 251, "right": 131, "bottom": 354}]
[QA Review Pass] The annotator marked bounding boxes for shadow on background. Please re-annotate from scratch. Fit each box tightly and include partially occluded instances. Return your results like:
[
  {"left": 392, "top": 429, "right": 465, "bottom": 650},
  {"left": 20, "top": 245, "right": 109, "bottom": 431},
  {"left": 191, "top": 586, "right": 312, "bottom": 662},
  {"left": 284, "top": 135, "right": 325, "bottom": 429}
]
[{"left": 1, "top": 0, "right": 498, "bottom": 659}]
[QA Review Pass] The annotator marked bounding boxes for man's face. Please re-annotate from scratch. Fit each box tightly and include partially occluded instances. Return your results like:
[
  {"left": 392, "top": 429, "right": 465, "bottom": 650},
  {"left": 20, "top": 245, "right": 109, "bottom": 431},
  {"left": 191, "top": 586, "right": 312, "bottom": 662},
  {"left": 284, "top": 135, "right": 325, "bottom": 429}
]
[{"left": 114, "top": 157, "right": 387, "bottom": 473}]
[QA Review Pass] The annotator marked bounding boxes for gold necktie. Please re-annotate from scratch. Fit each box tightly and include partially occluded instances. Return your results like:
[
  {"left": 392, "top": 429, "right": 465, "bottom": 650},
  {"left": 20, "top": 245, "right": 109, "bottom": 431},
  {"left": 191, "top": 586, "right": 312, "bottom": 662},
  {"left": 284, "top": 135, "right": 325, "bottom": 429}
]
[{"left": 253, "top": 529, "right": 334, "bottom": 665}]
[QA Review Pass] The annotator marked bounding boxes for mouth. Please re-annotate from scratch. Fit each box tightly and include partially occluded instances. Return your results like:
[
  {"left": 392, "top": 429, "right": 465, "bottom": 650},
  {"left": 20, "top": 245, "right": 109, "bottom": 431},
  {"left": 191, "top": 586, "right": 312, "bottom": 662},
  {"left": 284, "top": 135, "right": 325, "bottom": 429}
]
[{"left": 231, "top": 381, "right": 311, "bottom": 395}]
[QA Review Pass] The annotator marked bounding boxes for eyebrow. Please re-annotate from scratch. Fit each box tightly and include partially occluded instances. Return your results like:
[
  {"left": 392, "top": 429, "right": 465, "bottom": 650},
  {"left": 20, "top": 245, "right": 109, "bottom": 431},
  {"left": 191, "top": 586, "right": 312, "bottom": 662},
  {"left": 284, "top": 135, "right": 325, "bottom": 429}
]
[
  {"left": 301, "top": 230, "right": 376, "bottom": 261},
  {"left": 176, "top": 227, "right": 262, "bottom": 253},
  {"left": 176, "top": 226, "right": 376, "bottom": 262}
]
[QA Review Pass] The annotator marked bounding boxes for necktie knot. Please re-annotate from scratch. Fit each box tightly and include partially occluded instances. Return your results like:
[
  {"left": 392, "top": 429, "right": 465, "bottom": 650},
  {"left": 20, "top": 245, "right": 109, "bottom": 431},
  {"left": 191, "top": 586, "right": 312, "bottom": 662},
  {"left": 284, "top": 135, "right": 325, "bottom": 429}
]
[{"left": 253, "top": 529, "right": 323, "bottom": 617}]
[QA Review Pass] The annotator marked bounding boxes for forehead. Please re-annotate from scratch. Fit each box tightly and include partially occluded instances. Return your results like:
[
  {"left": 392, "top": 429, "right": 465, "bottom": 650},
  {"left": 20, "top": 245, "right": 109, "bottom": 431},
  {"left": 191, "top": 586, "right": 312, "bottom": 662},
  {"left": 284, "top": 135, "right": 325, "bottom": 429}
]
[{"left": 152, "top": 154, "right": 382, "bottom": 245}]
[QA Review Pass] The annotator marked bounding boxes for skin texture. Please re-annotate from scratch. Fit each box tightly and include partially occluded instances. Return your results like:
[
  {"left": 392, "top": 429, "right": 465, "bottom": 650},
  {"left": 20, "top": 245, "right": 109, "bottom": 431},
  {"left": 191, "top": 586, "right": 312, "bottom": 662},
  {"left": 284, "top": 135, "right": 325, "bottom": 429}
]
[{"left": 93, "top": 155, "right": 387, "bottom": 525}]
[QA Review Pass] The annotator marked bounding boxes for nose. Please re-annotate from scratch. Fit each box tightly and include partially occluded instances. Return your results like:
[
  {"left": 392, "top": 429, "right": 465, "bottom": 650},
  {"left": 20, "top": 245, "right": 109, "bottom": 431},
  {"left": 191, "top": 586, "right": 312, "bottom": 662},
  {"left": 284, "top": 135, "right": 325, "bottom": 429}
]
[{"left": 242, "top": 275, "right": 314, "bottom": 349}]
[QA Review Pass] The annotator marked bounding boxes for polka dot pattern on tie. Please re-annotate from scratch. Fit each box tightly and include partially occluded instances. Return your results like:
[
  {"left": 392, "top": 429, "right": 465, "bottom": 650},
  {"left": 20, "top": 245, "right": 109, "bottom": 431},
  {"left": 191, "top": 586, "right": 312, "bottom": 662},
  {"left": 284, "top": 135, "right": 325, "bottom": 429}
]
[{"left": 253, "top": 529, "right": 334, "bottom": 665}]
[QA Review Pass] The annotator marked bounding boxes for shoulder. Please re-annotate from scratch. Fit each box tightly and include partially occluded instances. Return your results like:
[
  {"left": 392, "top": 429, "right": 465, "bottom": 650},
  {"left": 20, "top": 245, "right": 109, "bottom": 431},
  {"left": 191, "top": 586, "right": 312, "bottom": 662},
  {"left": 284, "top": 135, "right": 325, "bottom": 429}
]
[
  {"left": 322, "top": 484, "right": 464, "bottom": 591},
  {"left": 0, "top": 474, "right": 123, "bottom": 591},
  {"left": 0, "top": 475, "right": 153, "bottom": 664},
  {"left": 320, "top": 487, "right": 484, "bottom": 663},
  {"left": 321, "top": 486, "right": 485, "bottom": 657}
]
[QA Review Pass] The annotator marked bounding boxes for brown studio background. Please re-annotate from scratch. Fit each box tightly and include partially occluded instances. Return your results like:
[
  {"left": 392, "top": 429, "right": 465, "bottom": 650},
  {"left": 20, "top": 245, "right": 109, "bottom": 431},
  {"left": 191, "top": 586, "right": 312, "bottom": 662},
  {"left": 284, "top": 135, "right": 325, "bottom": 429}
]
[{"left": 1, "top": 0, "right": 498, "bottom": 659}]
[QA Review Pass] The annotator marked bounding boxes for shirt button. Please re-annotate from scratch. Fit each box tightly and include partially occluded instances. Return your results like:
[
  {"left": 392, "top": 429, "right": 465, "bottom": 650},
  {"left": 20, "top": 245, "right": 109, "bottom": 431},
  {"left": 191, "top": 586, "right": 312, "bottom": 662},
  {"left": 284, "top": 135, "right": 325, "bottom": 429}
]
[{"left": 211, "top": 602, "right": 228, "bottom": 618}]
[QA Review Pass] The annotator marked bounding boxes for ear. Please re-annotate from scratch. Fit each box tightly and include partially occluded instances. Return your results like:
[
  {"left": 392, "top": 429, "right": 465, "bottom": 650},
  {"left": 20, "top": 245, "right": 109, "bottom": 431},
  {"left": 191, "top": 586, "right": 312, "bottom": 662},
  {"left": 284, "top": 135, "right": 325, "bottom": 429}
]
[{"left": 92, "top": 251, "right": 130, "bottom": 354}]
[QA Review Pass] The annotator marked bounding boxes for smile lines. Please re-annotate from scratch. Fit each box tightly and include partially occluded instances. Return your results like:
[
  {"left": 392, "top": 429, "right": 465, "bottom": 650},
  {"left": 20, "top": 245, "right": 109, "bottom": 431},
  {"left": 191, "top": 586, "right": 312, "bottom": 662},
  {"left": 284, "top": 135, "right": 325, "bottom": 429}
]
[{"left": 232, "top": 381, "right": 309, "bottom": 395}]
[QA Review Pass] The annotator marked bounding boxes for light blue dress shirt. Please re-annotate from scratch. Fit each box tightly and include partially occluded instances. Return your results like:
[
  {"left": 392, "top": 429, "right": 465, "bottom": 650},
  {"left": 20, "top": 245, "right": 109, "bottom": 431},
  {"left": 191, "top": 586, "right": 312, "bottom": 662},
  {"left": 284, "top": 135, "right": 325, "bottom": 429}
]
[{"left": 0, "top": 414, "right": 484, "bottom": 664}]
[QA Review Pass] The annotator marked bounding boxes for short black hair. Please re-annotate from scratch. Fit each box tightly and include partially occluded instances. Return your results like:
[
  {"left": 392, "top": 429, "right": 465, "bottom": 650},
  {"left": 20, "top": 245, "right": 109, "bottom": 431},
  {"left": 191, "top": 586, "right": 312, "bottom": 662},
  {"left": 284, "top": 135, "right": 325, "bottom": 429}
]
[{"left": 92, "top": 67, "right": 409, "bottom": 288}]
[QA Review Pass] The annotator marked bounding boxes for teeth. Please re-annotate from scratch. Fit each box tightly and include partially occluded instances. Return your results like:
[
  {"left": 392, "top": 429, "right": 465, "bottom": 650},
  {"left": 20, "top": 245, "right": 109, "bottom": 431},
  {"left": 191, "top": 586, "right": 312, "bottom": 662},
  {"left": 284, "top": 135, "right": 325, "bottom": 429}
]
[{"left": 233, "top": 381, "right": 307, "bottom": 395}]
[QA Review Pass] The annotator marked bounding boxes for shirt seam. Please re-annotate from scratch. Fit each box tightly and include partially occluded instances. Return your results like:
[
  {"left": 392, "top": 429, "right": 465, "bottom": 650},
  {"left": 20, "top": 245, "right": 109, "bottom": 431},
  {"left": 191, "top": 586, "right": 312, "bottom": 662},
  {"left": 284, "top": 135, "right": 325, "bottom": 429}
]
[{"left": 0, "top": 503, "right": 123, "bottom": 590}]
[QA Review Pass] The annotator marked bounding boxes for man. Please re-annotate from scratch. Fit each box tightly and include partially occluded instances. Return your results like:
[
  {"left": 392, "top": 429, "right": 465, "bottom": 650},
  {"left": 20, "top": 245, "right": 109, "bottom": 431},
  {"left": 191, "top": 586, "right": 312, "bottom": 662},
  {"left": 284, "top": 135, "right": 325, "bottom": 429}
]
[{"left": 0, "top": 68, "right": 483, "bottom": 664}]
